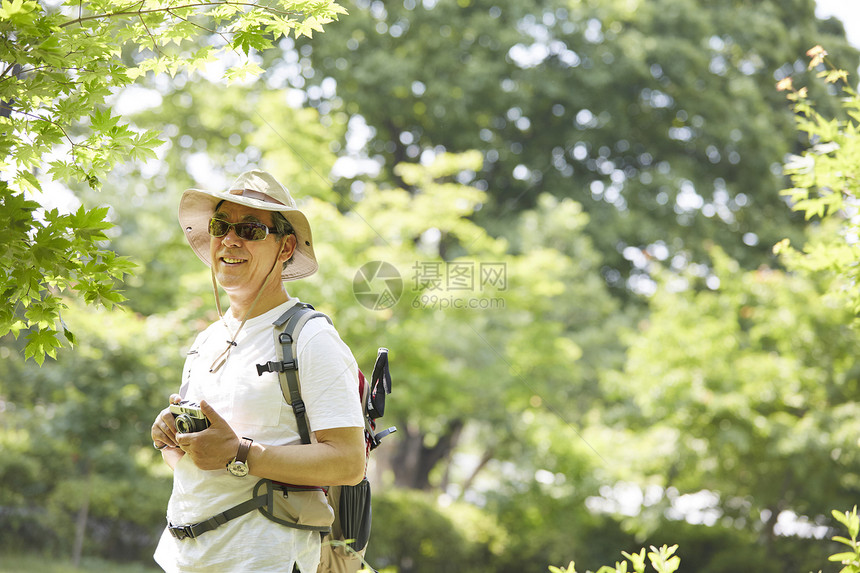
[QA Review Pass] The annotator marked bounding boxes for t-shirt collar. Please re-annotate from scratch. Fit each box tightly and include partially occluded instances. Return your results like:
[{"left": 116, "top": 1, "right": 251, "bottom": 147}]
[{"left": 224, "top": 297, "right": 301, "bottom": 331}]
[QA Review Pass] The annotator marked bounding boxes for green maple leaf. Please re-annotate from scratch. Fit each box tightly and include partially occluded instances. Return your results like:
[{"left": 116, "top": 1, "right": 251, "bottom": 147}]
[
  {"left": 24, "top": 301, "right": 59, "bottom": 329},
  {"left": 69, "top": 205, "right": 112, "bottom": 239},
  {"left": 24, "top": 327, "right": 64, "bottom": 365},
  {"left": 90, "top": 107, "right": 120, "bottom": 132}
]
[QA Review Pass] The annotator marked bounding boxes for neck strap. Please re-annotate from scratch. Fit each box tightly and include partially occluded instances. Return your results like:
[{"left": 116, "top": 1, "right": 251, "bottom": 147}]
[{"left": 209, "top": 236, "right": 288, "bottom": 373}]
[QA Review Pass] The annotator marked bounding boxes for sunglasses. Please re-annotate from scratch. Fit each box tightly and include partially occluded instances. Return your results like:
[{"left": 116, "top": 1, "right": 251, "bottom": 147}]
[{"left": 208, "top": 217, "right": 278, "bottom": 241}]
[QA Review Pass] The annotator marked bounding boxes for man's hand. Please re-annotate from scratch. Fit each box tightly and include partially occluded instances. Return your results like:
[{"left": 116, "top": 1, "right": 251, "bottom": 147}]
[
  {"left": 151, "top": 394, "right": 182, "bottom": 450},
  {"left": 175, "top": 400, "right": 240, "bottom": 471}
]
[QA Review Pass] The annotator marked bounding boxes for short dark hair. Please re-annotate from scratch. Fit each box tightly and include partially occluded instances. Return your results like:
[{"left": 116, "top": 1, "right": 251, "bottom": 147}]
[
  {"left": 271, "top": 211, "right": 295, "bottom": 270},
  {"left": 271, "top": 211, "right": 295, "bottom": 238}
]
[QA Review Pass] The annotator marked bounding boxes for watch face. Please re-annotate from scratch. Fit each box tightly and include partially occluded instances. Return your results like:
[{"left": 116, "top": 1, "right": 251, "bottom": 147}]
[{"left": 228, "top": 461, "right": 249, "bottom": 477}]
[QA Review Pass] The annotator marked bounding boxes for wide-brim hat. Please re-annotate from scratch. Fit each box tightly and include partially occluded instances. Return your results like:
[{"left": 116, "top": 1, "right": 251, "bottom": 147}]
[{"left": 178, "top": 170, "right": 318, "bottom": 281}]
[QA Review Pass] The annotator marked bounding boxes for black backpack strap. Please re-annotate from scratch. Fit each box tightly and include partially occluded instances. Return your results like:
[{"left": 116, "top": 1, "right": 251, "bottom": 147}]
[
  {"left": 256, "top": 303, "right": 332, "bottom": 445},
  {"left": 167, "top": 479, "right": 331, "bottom": 540},
  {"left": 167, "top": 482, "right": 269, "bottom": 540}
]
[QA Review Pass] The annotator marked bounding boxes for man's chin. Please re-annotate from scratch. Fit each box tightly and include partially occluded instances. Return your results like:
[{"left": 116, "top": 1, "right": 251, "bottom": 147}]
[
  {"left": 216, "top": 272, "right": 269, "bottom": 293},
  {"left": 214, "top": 268, "right": 248, "bottom": 287}
]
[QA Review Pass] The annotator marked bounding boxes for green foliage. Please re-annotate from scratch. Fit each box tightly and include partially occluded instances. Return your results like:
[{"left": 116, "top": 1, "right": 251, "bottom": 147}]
[
  {"left": 548, "top": 506, "right": 860, "bottom": 573},
  {"left": 5, "top": 5, "right": 860, "bottom": 570},
  {"left": 775, "top": 46, "right": 860, "bottom": 319},
  {"left": 366, "top": 489, "right": 507, "bottom": 573},
  {"left": 549, "top": 545, "right": 681, "bottom": 573},
  {"left": 600, "top": 245, "right": 860, "bottom": 548},
  {"left": 0, "top": 0, "right": 346, "bottom": 362},
  {"left": 0, "top": 190, "right": 136, "bottom": 365},
  {"left": 296, "top": 0, "right": 858, "bottom": 293},
  {"left": 0, "top": 553, "right": 159, "bottom": 573},
  {"left": 830, "top": 507, "right": 860, "bottom": 573},
  {"left": 0, "top": 300, "right": 189, "bottom": 559},
  {"left": 486, "top": 483, "right": 635, "bottom": 573}
]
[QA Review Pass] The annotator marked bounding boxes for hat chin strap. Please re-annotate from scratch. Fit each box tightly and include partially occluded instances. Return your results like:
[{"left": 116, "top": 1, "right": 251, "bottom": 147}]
[{"left": 209, "top": 236, "right": 288, "bottom": 373}]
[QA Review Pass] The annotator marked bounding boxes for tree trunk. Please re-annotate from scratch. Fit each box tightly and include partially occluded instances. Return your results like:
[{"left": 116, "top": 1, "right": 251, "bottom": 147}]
[
  {"left": 762, "top": 472, "right": 791, "bottom": 558},
  {"left": 72, "top": 473, "right": 91, "bottom": 568},
  {"left": 386, "top": 419, "right": 464, "bottom": 490}
]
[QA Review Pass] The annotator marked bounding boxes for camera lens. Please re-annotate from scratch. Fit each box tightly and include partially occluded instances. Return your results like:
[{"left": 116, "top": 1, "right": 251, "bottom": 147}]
[{"left": 175, "top": 414, "right": 192, "bottom": 434}]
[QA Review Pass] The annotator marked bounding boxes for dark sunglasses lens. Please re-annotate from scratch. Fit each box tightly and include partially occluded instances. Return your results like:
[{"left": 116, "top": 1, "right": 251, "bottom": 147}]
[
  {"left": 236, "top": 223, "right": 268, "bottom": 241},
  {"left": 208, "top": 218, "right": 269, "bottom": 240},
  {"left": 208, "top": 218, "right": 230, "bottom": 237}
]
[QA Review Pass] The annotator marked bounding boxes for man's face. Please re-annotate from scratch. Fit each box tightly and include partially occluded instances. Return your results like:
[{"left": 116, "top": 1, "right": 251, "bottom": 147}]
[{"left": 208, "top": 202, "right": 289, "bottom": 296}]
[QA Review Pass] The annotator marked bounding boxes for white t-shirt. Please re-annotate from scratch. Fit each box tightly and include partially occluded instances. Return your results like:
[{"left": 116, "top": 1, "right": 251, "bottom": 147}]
[{"left": 154, "top": 299, "right": 364, "bottom": 572}]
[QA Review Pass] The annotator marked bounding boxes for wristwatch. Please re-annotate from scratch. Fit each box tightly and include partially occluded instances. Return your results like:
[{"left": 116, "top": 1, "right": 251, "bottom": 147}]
[{"left": 227, "top": 437, "right": 253, "bottom": 477}]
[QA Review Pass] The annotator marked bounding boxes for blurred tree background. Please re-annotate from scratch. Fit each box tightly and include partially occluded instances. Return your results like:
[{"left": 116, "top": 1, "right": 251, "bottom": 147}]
[{"left": 2, "top": 0, "right": 860, "bottom": 571}]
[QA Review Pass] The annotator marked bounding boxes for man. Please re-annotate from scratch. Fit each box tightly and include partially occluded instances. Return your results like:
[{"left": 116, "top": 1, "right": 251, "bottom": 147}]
[{"left": 150, "top": 170, "right": 366, "bottom": 572}]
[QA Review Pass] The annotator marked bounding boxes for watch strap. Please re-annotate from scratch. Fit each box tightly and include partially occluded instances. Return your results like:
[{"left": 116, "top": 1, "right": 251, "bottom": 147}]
[{"left": 236, "top": 436, "right": 252, "bottom": 464}]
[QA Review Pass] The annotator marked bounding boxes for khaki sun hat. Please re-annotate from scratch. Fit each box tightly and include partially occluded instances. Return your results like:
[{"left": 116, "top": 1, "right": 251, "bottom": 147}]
[{"left": 178, "top": 170, "right": 318, "bottom": 281}]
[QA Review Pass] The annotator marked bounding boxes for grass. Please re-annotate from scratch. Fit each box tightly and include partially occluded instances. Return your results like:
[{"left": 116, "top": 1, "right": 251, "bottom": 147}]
[{"left": 0, "top": 554, "right": 161, "bottom": 573}]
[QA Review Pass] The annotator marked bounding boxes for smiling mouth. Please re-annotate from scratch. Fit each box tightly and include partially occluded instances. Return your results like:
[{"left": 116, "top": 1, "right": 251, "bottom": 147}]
[{"left": 221, "top": 257, "right": 246, "bottom": 264}]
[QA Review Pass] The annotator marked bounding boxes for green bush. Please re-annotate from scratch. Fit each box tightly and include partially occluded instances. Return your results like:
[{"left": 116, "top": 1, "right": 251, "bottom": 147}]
[
  {"left": 365, "top": 489, "right": 508, "bottom": 573},
  {"left": 0, "top": 553, "right": 160, "bottom": 573},
  {"left": 549, "top": 507, "right": 860, "bottom": 573}
]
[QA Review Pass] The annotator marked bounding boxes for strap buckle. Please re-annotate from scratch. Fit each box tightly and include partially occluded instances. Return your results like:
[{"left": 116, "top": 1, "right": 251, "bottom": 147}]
[
  {"left": 168, "top": 524, "right": 195, "bottom": 540},
  {"left": 372, "top": 426, "right": 397, "bottom": 449},
  {"left": 292, "top": 399, "right": 306, "bottom": 416},
  {"left": 255, "top": 360, "right": 297, "bottom": 376}
]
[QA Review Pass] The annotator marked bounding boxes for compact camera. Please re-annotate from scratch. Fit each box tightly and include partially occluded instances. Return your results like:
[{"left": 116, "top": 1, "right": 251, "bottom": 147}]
[{"left": 170, "top": 401, "right": 211, "bottom": 434}]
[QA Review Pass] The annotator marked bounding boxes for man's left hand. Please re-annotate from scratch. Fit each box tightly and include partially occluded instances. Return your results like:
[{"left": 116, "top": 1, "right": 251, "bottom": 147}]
[{"left": 175, "top": 400, "right": 240, "bottom": 471}]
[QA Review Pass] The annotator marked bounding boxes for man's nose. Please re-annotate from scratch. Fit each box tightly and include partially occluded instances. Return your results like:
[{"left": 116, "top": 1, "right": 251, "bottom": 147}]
[{"left": 221, "top": 228, "right": 242, "bottom": 246}]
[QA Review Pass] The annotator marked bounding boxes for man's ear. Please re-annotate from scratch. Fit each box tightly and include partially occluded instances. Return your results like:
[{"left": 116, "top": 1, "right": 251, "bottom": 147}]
[{"left": 279, "top": 234, "right": 298, "bottom": 263}]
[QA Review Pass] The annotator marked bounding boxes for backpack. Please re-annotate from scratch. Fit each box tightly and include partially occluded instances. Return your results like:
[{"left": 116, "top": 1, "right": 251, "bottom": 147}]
[
  {"left": 255, "top": 302, "right": 395, "bottom": 573},
  {"left": 170, "top": 302, "right": 394, "bottom": 573}
]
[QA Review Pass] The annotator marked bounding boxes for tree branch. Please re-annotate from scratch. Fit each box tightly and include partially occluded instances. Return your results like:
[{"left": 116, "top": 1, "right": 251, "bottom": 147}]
[
  {"left": 136, "top": 13, "right": 166, "bottom": 58},
  {"left": 11, "top": 109, "right": 93, "bottom": 155},
  {"left": 59, "top": 1, "right": 300, "bottom": 29},
  {"left": 0, "top": 61, "right": 18, "bottom": 82},
  {"left": 166, "top": 6, "right": 229, "bottom": 44},
  {"left": 458, "top": 446, "right": 495, "bottom": 500}
]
